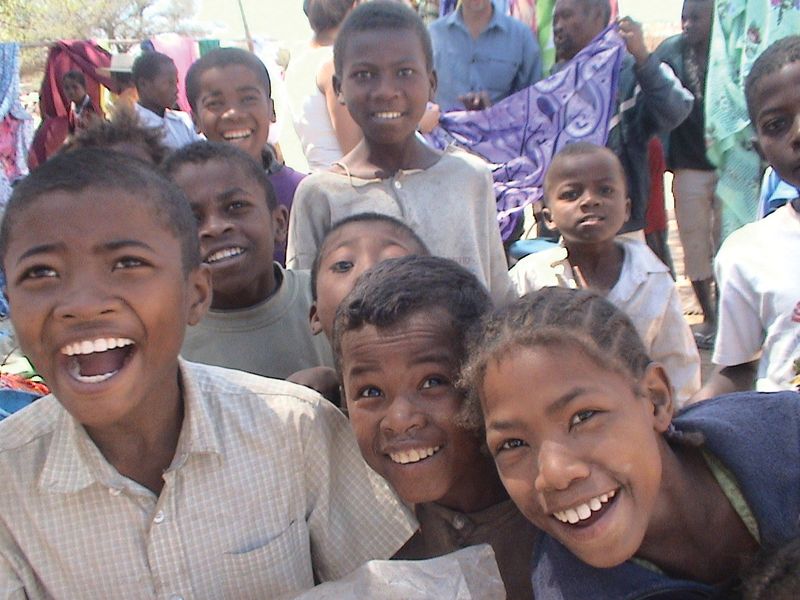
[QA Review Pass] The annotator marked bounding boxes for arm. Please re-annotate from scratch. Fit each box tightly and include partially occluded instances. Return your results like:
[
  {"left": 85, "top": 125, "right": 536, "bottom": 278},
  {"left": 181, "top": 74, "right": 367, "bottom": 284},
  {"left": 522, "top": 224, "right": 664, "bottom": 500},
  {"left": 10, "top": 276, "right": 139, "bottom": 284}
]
[
  {"left": 692, "top": 362, "right": 759, "bottom": 402},
  {"left": 317, "top": 60, "right": 362, "bottom": 155}
]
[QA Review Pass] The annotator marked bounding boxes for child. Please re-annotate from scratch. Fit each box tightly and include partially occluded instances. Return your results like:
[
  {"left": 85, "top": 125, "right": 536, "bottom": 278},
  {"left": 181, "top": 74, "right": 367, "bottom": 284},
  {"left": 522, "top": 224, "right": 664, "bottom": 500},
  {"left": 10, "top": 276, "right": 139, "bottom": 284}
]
[
  {"left": 509, "top": 142, "right": 700, "bottom": 405},
  {"left": 289, "top": 212, "right": 429, "bottom": 401},
  {"left": 163, "top": 141, "right": 333, "bottom": 380},
  {"left": 333, "top": 255, "right": 539, "bottom": 600},
  {"left": 133, "top": 51, "right": 200, "bottom": 150},
  {"left": 185, "top": 47, "right": 304, "bottom": 265},
  {"left": 696, "top": 36, "right": 800, "bottom": 398},
  {"left": 61, "top": 70, "right": 101, "bottom": 133},
  {"left": 67, "top": 105, "right": 167, "bottom": 165},
  {"left": 0, "top": 148, "right": 415, "bottom": 597},
  {"left": 461, "top": 286, "right": 800, "bottom": 599},
  {"left": 285, "top": 1, "right": 515, "bottom": 307}
]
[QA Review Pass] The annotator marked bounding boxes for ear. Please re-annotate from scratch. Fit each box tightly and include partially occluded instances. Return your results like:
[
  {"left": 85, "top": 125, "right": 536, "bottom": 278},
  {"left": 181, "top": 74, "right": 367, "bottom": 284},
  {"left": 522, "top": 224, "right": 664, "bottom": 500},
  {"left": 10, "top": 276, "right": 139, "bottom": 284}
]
[
  {"left": 186, "top": 264, "right": 213, "bottom": 326},
  {"left": 624, "top": 196, "right": 631, "bottom": 221},
  {"left": 640, "top": 363, "right": 674, "bottom": 433},
  {"left": 333, "top": 74, "right": 345, "bottom": 105},
  {"left": 309, "top": 302, "right": 323, "bottom": 335},
  {"left": 271, "top": 204, "right": 289, "bottom": 245},
  {"left": 268, "top": 98, "right": 277, "bottom": 124},
  {"left": 542, "top": 206, "right": 558, "bottom": 231},
  {"left": 428, "top": 69, "right": 438, "bottom": 102}
]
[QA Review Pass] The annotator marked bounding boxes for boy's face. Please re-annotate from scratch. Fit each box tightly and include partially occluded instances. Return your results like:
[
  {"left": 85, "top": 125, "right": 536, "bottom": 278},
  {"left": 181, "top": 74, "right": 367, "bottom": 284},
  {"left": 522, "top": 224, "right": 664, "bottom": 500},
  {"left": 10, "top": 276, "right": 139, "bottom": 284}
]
[
  {"left": 334, "top": 28, "right": 435, "bottom": 146},
  {"left": 752, "top": 62, "right": 800, "bottom": 189},
  {"left": 543, "top": 149, "right": 630, "bottom": 244},
  {"left": 553, "top": 0, "right": 605, "bottom": 62},
  {"left": 193, "top": 64, "right": 274, "bottom": 162},
  {"left": 3, "top": 187, "right": 210, "bottom": 431},
  {"left": 311, "top": 221, "right": 423, "bottom": 339},
  {"left": 62, "top": 79, "right": 86, "bottom": 104},
  {"left": 481, "top": 344, "right": 672, "bottom": 569},
  {"left": 171, "top": 159, "right": 286, "bottom": 310},
  {"left": 681, "top": 0, "right": 713, "bottom": 48},
  {"left": 340, "top": 309, "right": 484, "bottom": 506},
  {"left": 139, "top": 62, "right": 179, "bottom": 110}
]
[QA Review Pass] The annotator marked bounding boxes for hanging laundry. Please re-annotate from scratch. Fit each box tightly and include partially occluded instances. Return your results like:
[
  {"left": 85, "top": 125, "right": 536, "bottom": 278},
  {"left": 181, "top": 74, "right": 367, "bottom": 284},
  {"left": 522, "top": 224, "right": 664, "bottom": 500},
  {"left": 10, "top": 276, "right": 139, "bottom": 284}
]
[{"left": 0, "top": 43, "right": 34, "bottom": 209}]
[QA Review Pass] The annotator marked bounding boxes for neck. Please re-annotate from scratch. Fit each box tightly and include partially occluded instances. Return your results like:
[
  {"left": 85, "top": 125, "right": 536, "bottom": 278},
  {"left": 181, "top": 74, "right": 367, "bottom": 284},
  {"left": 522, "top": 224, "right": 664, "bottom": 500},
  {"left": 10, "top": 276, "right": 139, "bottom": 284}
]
[
  {"left": 440, "top": 452, "right": 509, "bottom": 513},
  {"left": 138, "top": 99, "right": 166, "bottom": 117},
  {"left": 211, "top": 263, "right": 279, "bottom": 310},
  {"left": 462, "top": 3, "right": 493, "bottom": 37},
  {"left": 314, "top": 27, "right": 338, "bottom": 47},
  {"left": 564, "top": 239, "right": 623, "bottom": 291},
  {"left": 341, "top": 134, "right": 440, "bottom": 179}
]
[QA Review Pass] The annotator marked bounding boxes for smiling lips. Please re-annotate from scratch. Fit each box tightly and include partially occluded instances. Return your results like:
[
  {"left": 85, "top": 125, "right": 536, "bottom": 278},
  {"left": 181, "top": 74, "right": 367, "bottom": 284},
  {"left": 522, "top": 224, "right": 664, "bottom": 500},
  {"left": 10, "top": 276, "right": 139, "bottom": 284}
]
[
  {"left": 222, "top": 129, "right": 253, "bottom": 141},
  {"left": 61, "top": 337, "right": 135, "bottom": 384},
  {"left": 205, "top": 246, "right": 244, "bottom": 264},
  {"left": 373, "top": 111, "right": 402, "bottom": 120},
  {"left": 388, "top": 445, "right": 441, "bottom": 464},
  {"left": 552, "top": 489, "right": 617, "bottom": 525}
]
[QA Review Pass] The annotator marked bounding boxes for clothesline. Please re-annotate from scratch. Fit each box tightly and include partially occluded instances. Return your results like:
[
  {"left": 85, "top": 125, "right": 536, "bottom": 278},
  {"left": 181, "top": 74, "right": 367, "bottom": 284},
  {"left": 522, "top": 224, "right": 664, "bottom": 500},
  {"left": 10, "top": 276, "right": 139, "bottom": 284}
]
[{"left": 17, "top": 38, "right": 252, "bottom": 49}]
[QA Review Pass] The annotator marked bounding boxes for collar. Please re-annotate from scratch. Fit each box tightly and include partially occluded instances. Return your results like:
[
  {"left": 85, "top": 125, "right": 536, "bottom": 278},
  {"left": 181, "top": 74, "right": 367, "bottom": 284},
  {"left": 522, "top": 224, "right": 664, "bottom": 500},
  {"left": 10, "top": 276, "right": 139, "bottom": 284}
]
[
  {"left": 37, "top": 359, "right": 222, "bottom": 495},
  {"left": 609, "top": 238, "right": 669, "bottom": 303},
  {"left": 446, "top": 1, "right": 506, "bottom": 33}
]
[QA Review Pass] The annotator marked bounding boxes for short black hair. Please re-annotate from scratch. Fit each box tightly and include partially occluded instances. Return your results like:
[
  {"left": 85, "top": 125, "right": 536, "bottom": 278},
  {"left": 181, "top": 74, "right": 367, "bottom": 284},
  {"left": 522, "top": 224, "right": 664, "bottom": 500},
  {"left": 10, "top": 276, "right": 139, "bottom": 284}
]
[
  {"left": 310, "top": 213, "right": 429, "bottom": 300},
  {"left": 745, "top": 35, "right": 800, "bottom": 125},
  {"left": 543, "top": 141, "right": 627, "bottom": 203},
  {"left": 163, "top": 140, "right": 278, "bottom": 211},
  {"left": 331, "top": 255, "right": 491, "bottom": 371},
  {"left": 132, "top": 51, "right": 175, "bottom": 87},
  {"left": 579, "top": 0, "right": 612, "bottom": 25},
  {"left": 62, "top": 70, "right": 86, "bottom": 87},
  {"left": 185, "top": 48, "right": 272, "bottom": 112},
  {"left": 0, "top": 148, "right": 200, "bottom": 274},
  {"left": 333, "top": 0, "right": 433, "bottom": 76},
  {"left": 304, "top": 0, "right": 356, "bottom": 34}
]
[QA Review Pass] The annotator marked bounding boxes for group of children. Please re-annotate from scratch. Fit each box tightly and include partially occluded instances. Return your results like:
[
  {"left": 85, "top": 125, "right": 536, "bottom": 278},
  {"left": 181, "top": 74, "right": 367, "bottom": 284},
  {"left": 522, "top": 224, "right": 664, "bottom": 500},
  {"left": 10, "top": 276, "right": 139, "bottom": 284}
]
[{"left": 2, "top": 1, "right": 799, "bottom": 598}]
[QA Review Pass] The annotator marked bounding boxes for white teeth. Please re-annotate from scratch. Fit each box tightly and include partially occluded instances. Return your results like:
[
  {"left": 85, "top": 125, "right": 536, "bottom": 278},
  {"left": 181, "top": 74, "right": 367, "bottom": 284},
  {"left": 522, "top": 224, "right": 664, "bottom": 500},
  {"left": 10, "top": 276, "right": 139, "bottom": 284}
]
[
  {"left": 552, "top": 490, "right": 617, "bottom": 524},
  {"left": 61, "top": 338, "right": 134, "bottom": 356},
  {"left": 388, "top": 446, "right": 441, "bottom": 465},
  {"left": 206, "top": 247, "right": 244, "bottom": 264},
  {"left": 223, "top": 130, "right": 252, "bottom": 140},
  {"left": 374, "top": 111, "right": 401, "bottom": 119}
]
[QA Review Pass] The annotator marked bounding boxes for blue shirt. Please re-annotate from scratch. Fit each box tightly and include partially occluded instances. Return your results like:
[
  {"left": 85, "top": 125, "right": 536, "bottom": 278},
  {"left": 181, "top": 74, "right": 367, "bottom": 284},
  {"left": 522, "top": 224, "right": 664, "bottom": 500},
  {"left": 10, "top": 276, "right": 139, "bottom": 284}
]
[{"left": 429, "top": 1, "right": 542, "bottom": 111}]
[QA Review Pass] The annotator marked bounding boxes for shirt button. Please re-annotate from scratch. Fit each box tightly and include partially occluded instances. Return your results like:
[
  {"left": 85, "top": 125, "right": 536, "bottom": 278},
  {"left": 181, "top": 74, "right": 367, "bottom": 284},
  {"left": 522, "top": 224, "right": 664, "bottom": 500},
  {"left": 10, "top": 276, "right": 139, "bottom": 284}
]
[
  {"left": 153, "top": 510, "right": 165, "bottom": 524},
  {"left": 108, "top": 488, "right": 121, "bottom": 496},
  {"left": 393, "top": 180, "right": 402, "bottom": 189},
  {"left": 452, "top": 515, "right": 466, "bottom": 530}
]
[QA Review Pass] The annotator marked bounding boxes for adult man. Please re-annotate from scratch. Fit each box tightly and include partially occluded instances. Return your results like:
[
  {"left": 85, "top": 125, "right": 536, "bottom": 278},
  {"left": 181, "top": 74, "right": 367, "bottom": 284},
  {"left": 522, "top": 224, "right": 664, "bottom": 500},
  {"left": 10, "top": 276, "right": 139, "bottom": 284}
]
[
  {"left": 133, "top": 52, "right": 200, "bottom": 150},
  {"left": 429, "top": 0, "right": 542, "bottom": 111},
  {"left": 654, "top": 0, "right": 718, "bottom": 346},
  {"left": 552, "top": 0, "right": 693, "bottom": 236}
]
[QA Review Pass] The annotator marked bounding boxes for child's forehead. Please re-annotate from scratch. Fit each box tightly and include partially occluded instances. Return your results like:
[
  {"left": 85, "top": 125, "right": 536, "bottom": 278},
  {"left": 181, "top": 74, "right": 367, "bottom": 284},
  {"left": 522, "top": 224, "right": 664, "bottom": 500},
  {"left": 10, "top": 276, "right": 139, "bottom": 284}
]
[
  {"left": 199, "top": 64, "right": 270, "bottom": 94},
  {"left": 344, "top": 309, "right": 461, "bottom": 358},
  {"left": 342, "top": 27, "right": 426, "bottom": 65},
  {"left": 752, "top": 62, "right": 800, "bottom": 118},
  {"left": 322, "top": 221, "right": 419, "bottom": 255},
  {"left": 547, "top": 149, "right": 625, "bottom": 184}
]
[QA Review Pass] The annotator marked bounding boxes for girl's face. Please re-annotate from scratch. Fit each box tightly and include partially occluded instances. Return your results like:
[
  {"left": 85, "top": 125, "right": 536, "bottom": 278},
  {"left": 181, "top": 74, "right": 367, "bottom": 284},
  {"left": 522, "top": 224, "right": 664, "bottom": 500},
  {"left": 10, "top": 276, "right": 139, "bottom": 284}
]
[
  {"left": 480, "top": 343, "right": 672, "bottom": 568},
  {"left": 62, "top": 79, "right": 87, "bottom": 104},
  {"left": 334, "top": 28, "right": 435, "bottom": 147}
]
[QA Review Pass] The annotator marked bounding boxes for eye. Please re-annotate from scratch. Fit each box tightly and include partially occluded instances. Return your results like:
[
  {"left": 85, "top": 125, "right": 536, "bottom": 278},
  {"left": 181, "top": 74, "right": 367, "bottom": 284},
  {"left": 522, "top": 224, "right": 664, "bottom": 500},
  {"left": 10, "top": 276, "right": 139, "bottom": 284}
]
[
  {"left": 569, "top": 409, "right": 597, "bottom": 429},
  {"left": 113, "top": 256, "right": 147, "bottom": 269},
  {"left": 18, "top": 265, "right": 58, "bottom": 282},
  {"left": 559, "top": 188, "right": 580, "bottom": 201},
  {"left": 420, "top": 375, "right": 448, "bottom": 389},
  {"left": 600, "top": 185, "right": 614, "bottom": 195},
  {"left": 761, "top": 117, "right": 787, "bottom": 135},
  {"left": 498, "top": 438, "right": 527, "bottom": 452},
  {"left": 330, "top": 260, "right": 353, "bottom": 273},
  {"left": 227, "top": 199, "right": 249, "bottom": 212},
  {"left": 357, "top": 386, "right": 383, "bottom": 399},
  {"left": 353, "top": 70, "right": 373, "bottom": 81},
  {"left": 241, "top": 94, "right": 260, "bottom": 104},
  {"left": 202, "top": 99, "right": 223, "bottom": 111},
  {"left": 398, "top": 67, "right": 414, "bottom": 77}
]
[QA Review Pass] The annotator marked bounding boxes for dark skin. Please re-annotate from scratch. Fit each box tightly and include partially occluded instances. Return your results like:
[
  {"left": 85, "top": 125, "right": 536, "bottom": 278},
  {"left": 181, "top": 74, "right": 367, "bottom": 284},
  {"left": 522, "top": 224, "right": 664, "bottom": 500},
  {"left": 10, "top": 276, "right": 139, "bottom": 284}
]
[{"left": 639, "top": 441, "right": 760, "bottom": 583}]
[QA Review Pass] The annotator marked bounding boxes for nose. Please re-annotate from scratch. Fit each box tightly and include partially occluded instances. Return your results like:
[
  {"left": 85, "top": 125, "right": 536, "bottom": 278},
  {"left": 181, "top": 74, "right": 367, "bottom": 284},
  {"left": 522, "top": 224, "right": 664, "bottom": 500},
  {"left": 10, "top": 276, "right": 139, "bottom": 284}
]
[
  {"left": 534, "top": 439, "right": 590, "bottom": 492},
  {"left": 54, "top": 275, "right": 118, "bottom": 321},
  {"left": 579, "top": 189, "right": 601, "bottom": 208},
  {"left": 373, "top": 74, "right": 399, "bottom": 100},
  {"left": 381, "top": 394, "right": 426, "bottom": 437},
  {"left": 199, "top": 212, "right": 233, "bottom": 239}
]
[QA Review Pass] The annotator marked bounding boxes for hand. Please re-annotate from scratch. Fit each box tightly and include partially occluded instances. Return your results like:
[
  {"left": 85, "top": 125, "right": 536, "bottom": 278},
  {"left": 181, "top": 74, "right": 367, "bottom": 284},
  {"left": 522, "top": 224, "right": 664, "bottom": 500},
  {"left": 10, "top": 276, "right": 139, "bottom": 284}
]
[
  {"left": 458, "top": 90, "right": 491, "bottom": 111},
  {"left": 618, "top": 16, "right": 649, "bottom": 66},
  {"left": 417, "top": 102, "right": 441, "bottom": 133},
  {"left": 287, "top": 366, "right": 341, "bottom": 404}
]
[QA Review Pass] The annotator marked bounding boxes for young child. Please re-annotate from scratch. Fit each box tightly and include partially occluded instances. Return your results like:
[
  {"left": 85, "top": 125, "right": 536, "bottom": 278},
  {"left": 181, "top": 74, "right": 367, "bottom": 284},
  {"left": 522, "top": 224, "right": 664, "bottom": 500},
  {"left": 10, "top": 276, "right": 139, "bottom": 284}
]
[
  {"left": 0, "top": 148, "right": 415, "bottom": 597},
  {"left": 697, "top": 36, "right": 800, "bottom": 398},
  {"left": 132, "top": 51, "right": 200, "bottom": 150},
  {"left": 67, "top": 105, "right": 167, "bottom": 165},
  {"left": 289, "top": 212, "right": 430, "bottom": 402},
  {"left": 185, "top": 47, "right": 304, "bottom": 265},
  {"left": 285, "top": 0, "right": 515, "bottom": 307},
  {"left": 461, "top": 286, "right": 800, "bottom": 599},
  {"left": 509, "top": 142, "right": 700, "bottom": 405},
  {"left": 61, "top": 70, "right": 101, "bottom": 133},
  {"left": 333, "top": 255, "right": 539, "bottom": 600},
  {"left": 163, "top": 141, "right": 333, "bottom": 380}
]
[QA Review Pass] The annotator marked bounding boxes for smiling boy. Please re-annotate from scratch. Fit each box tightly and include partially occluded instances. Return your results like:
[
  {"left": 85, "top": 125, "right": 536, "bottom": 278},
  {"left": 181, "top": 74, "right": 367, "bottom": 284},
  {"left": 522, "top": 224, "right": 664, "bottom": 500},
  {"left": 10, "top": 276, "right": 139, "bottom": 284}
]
[{"left": 0, "top": 149, "right": 415, "bottom": 598}]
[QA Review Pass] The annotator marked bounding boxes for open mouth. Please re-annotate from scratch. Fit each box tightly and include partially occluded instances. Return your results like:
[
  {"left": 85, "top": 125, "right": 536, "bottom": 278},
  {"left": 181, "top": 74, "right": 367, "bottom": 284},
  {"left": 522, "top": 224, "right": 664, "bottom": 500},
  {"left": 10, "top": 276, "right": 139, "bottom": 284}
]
[
  {"left": 205, "top": 246, "right": 245, "bottom": 264},
  {"left": 388, "top": 445, "right": 441, "bottom": 465},
  {"left": 61, "top": 337, "right": 135, "bottom": 384},
  {"left": 222, "top": 129, "right": 253, "bottom": 141},
  {"left": 579, "top": 215, "right": 604, "bottom": 225},
  {"left": 373, "top": 111, "right": 403, "bottom": 121},
  {"left": 552, "top": 489, "right": 618, "bottom": 528}
]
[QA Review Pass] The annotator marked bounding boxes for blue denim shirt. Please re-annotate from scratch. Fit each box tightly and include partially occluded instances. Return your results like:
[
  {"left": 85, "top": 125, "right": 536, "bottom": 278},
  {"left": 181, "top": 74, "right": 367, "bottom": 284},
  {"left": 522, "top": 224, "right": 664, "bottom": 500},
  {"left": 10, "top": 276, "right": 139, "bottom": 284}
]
[{"left": 429, "top": 1, "right": 542, "bottom": 111}]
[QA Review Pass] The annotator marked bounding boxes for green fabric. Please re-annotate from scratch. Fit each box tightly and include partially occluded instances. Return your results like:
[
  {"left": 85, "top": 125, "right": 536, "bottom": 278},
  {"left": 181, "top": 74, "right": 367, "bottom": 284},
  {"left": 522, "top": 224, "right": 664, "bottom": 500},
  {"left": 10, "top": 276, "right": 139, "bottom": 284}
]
[
  {"left": 702, "top": 449, "right": 760, "bottom": 544},
  {"left": 705, "top": 0, "right": 800, "bottom": 238},
  {"left": 198, "top": 39, "right": 220, "bottom": 57}
]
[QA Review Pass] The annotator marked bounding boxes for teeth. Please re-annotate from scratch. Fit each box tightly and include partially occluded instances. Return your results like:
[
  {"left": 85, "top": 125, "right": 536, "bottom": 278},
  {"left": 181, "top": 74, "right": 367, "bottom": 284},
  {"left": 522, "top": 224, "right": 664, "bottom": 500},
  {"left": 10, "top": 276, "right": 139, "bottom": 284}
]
[
  {"left": 66, "top": 359, "right": 118, "bottom": 384},
  {"left": 374, "top": 111, "right": 401, "bottom": 119},
  {"left": 388, "top": 446, "right": 441, "bottom": 465},
  {"left": 223, "top": 130, "right": 252, "bottom": 140},
  {"left": 205, "top": 247, "right": 244, "bottom": 264},
  {"left": 61, "top": 338, "right": 134, "bottom": 356},
  {"left": 552, "top": 490, "right": 617, "bottom": 524}
]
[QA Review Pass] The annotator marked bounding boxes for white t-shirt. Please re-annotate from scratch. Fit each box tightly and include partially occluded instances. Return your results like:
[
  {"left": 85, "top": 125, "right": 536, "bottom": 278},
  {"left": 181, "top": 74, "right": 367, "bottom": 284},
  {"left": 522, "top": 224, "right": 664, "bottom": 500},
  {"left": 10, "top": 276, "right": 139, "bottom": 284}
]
[
  {"left": 135, "top": 103, "right": 201, "bottom": 150},
  {"left": 713, "top": 202, "right": 800, "bottom": 391}
]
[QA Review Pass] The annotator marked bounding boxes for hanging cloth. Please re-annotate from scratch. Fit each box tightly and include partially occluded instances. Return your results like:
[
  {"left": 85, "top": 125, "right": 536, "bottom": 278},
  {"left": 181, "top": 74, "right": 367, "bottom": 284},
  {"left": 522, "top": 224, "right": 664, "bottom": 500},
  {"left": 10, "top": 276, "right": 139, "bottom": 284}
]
[{"left": 0, "top": 43, "right": 34, "bottom": 208}]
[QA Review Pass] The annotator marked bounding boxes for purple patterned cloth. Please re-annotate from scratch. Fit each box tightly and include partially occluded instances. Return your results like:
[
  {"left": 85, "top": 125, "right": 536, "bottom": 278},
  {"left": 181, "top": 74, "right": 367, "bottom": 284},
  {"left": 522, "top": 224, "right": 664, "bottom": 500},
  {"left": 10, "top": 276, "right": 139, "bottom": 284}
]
[{"left": 426, "top": 25, "right": 625, "bottom": 240}]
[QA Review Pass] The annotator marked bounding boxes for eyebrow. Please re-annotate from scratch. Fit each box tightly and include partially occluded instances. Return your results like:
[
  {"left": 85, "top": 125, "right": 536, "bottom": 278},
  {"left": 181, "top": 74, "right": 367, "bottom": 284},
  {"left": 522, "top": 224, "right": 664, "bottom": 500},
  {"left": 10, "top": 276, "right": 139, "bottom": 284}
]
[
  {"left": 216, "top": 187, "right": 251, "bottom": 203},
  {"left": 487, "top": 387, "right": 590, "bottom": 432},
  {"left": 16, "top": 242, "right": 67, "bottom": 264},
  {"left": 14, "top": 239, "right": 155, "bottom": 265}
]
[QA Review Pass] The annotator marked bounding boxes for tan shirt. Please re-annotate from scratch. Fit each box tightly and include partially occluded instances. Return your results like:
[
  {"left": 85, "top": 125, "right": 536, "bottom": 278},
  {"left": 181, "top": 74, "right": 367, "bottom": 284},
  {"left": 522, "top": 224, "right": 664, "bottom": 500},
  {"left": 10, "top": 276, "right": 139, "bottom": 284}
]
[{"left": 0, "top": 360, "right": 416, "bottom": 599}]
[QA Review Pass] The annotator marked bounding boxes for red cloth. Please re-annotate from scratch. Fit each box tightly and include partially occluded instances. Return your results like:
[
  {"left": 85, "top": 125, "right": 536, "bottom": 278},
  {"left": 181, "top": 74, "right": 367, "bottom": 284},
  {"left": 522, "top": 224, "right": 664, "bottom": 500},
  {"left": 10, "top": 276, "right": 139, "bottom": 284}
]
[
  {"left": 28, "top": 41, "right": 112, "bottom": 167},
  {"left": 151, "top": 34, "right": 198, "bottom": 114},
  {"left": 645, "top": 137, "right": 668, "bottom": 234}
]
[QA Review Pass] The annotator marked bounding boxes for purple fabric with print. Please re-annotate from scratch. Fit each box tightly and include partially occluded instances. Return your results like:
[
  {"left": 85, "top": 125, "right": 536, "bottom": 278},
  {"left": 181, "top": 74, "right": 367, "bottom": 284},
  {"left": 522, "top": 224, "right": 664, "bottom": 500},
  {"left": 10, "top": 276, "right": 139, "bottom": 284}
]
[{"left": 426, "top": 25, "right": 625, "bottom": 240}]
